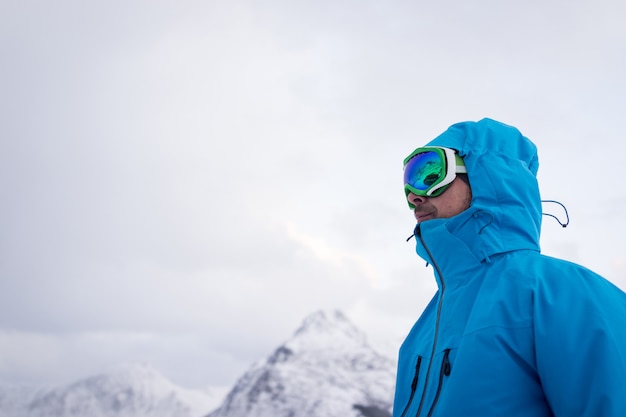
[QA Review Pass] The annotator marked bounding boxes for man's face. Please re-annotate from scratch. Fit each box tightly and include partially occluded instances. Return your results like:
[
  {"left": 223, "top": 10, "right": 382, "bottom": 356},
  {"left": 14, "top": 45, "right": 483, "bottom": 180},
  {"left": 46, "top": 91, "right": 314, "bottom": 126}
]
[{"left": 407, "top": 177, "right": 472, "bottom": 223}]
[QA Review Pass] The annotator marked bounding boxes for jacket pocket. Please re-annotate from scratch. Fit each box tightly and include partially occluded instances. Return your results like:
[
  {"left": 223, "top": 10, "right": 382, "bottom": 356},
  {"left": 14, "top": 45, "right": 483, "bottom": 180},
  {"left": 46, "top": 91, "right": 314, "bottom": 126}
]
[
  {"left": 399, "top": 355, "right": 423, "bottom": 417},
  {"left": 426, "top": 349, "right": 451, "bottom": 417}
]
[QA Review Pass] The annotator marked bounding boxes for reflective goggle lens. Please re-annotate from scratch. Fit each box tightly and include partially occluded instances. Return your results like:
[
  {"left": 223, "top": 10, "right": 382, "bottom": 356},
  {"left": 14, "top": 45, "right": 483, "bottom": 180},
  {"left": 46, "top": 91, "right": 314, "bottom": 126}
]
[{"left": 403, "top": 151, "right": 445, "bottom": 192}]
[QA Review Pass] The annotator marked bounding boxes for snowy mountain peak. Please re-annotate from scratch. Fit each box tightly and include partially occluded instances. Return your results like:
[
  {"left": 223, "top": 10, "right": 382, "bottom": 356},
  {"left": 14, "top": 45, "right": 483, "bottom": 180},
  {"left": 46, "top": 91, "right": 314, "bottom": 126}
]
[
  {"left": 1, "top": 363, "right": 222, "bottom": 417},
  {"left": 208, "top": 310, "right": 395, "bottom": 417},
  {"left": 99, "top": 363, "right": 167, "bottom": 390},
  {"left": 291, "top": 309, "right": 367, "bottom": 348}
]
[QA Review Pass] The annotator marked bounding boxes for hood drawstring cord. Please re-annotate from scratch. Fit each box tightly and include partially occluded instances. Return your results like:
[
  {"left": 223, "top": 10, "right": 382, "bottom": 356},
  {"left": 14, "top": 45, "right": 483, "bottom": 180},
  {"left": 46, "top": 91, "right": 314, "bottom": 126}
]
[
  {"left": 473, "top": 211, "right": 494, "bottom": 234},
  {"left": 407, "top": 200, "right": 569, "bottom": 242},
  {"left": 406, "top": 224, "right": 419, "bottom": 242},
  {"left": 541, "top": 200, "right": 570, "bottom": 228}
]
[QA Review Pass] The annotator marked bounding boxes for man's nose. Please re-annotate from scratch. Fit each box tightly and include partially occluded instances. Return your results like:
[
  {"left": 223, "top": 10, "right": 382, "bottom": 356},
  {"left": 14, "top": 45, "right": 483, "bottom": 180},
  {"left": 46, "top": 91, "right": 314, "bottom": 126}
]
[{"left": 408, "top": 192, "right": 427, "bottom": 206}]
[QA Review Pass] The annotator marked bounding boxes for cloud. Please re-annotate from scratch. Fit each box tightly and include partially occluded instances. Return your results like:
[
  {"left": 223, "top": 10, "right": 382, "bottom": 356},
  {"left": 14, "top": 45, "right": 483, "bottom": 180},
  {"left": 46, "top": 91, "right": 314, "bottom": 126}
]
[{"left": 1, "top": 0, "right": 625, "bottom": 388}]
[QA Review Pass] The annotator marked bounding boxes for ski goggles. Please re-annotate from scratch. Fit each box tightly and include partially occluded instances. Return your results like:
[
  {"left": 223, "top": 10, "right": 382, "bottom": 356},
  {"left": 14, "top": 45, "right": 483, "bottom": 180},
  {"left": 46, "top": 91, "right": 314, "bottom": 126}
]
[{"left": 403, "top": 146, "right": 466, "bottom": 204}]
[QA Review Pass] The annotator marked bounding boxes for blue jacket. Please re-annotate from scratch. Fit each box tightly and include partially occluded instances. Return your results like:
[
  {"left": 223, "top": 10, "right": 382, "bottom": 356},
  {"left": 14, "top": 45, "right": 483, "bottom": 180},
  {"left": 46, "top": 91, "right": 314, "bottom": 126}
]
[{"left": 392, "top": 119, "right": 626, "bottom": 417}]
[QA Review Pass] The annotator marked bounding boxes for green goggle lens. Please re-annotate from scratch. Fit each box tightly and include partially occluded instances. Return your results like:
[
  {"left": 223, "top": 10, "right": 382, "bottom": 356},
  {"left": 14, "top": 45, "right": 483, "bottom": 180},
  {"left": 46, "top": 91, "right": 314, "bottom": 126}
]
[
  {"left": 403, "top": 151, "right": 445, "bottom": 192},
  {"left": 403, "top": 147, "right": 466, "bottom": 206}
]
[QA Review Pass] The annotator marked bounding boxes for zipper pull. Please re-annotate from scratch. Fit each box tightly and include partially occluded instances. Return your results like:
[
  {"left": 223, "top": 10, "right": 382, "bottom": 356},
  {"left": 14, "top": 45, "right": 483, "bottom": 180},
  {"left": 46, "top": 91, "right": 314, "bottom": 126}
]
[
  {"left": 411, "top": 356, "right": 422, "bottom": 390},
  {"left": 443, "top": 349, "right": 451, "bottom": 376}
]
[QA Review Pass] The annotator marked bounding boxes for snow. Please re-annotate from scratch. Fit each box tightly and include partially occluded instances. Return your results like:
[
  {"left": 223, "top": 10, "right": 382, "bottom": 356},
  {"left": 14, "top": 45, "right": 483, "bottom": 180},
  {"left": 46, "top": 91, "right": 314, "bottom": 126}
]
[
  {"left": 208, "top": 309, "right": 396, "bottom": 417},
  {"left": 0, "top": 310, "right": 396, "bottom": 417},
  {"left": 0, "top": 363, "right": 225, "bottom": 417}
]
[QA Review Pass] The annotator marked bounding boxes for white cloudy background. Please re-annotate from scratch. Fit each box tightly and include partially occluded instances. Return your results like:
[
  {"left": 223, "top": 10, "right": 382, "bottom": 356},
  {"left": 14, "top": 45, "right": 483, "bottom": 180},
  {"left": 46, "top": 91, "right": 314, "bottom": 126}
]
[{"left": 1, "top": 0, "right": 625, "bottom": 390}]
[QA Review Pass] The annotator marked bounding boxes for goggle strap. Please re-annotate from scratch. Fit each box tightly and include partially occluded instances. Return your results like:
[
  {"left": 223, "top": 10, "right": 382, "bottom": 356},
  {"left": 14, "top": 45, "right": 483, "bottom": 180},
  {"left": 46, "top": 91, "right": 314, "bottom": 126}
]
[{"left": 455, "top": 153, "right": 466, "bottom": 173}]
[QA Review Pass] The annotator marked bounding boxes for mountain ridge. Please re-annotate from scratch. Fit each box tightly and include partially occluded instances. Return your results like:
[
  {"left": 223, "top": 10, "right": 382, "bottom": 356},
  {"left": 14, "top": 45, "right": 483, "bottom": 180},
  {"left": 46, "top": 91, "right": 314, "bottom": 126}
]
[
  {"left": 0, "top": 363, "right": 225, "bottom": 417},
  {"left": 0, "top": 310, "right": 396, "bottom": 417}
]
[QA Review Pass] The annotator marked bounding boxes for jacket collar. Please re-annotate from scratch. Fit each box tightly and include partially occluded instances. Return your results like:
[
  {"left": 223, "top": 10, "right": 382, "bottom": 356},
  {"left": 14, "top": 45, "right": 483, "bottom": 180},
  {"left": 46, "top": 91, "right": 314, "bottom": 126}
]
[{"left": 413, "top": 205, "right": 539, "bottom": 290}]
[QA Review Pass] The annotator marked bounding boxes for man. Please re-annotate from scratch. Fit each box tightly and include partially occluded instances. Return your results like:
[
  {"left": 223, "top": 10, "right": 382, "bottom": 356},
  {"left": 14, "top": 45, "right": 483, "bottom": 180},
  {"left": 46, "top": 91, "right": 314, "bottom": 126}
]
[{"left": 392, "top": 118, "right": 626, "bottom": 417}]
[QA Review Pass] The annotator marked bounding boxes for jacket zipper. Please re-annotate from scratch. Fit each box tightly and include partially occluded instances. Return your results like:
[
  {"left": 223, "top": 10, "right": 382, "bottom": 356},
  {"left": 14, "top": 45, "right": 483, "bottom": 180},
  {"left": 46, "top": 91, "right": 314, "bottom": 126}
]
[
  {"left": 414, "top": 226, "right": 447, "bottom": 417},
  {"left": 399, "top": 356, "right": 422, "bottom": 417},
  {"left": 426, "top": 349, "right": 452, "bottom": 417}
]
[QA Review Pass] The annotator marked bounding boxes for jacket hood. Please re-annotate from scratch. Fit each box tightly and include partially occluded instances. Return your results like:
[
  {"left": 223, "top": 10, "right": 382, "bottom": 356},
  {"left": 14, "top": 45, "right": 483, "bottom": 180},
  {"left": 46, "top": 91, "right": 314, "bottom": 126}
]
[{"left": 413, "top": 118, "right": 542, "bottom": 266}]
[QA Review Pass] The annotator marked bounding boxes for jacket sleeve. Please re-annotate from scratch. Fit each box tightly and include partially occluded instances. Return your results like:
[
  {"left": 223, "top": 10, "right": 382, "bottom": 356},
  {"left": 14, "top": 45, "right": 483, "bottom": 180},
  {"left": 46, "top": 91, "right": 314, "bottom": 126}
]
[{"left": 533, "top": 261, "right": 626, "bottom": 416}]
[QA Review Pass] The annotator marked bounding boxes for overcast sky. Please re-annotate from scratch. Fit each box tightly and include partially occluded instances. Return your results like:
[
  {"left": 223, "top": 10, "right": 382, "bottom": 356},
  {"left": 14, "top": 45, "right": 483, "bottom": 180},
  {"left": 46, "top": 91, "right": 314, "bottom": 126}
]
[{"left": 1, "top": 0, "right": 626, "bottom": 390}]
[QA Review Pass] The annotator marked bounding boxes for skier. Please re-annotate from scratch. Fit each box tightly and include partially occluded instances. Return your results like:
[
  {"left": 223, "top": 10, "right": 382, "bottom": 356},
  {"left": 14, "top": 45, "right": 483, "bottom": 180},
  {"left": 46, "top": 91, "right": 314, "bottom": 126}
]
[{"left": 393, "top": 118, "right": 626, "bottom": 416}]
